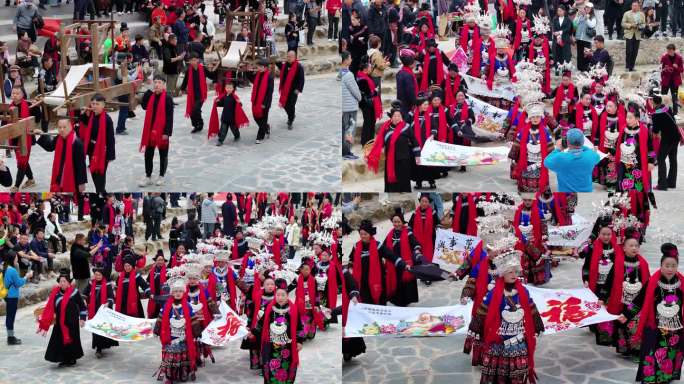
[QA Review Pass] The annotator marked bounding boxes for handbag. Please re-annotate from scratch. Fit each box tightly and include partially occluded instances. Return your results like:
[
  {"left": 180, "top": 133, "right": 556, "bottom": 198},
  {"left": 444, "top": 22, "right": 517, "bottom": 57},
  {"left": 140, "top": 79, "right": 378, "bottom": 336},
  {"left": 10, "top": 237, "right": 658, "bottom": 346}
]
[{"left": 32, "top": 13, "right": 44, "bottom": 30}]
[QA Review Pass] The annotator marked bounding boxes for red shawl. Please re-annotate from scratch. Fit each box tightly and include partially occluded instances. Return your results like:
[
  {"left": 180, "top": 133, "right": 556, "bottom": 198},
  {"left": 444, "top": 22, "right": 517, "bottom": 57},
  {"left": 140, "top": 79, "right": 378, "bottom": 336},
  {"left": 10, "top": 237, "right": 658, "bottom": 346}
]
[
  {"left": 598, "top": 106, "right": 626, "bottom": 152},
  {"left": 245, "top": 195, "right": 253, "bottom": 224},
  {"left": 12, "top": 100, "right": 31, "bottom": 169},
  {"left": 635, "top": 271, "right": 684, "bottom": 340},
  {"left": 50, "top": 129, "right": 76, "bottom": 192},
  {"left": 460, "top": 24, "right": 481, "bottom": 76},
  {"left": 187, "top": 286, "right": 212, "bottom": 328},
  {"left": 487, "top": 53, "right": 516, "bottom": 90},
  {"left": 251, "top": 69, "right": 270, "bottom": 119},
  {"left": 208, "top": 92, "right": 250, "bottom": 139},
  {"left": 413, "top": 108, "right": 430, "bottom": 147},
  {"left": 279, "top": 60, "right": 300, "bottom": 107},
  {"left": 514, "top": 203, "right": 543, "bottom": 249},
  {"left": 420, "top": 49, "right": 444, "bottom": 91},
  {"left": 472, "top": 36, "right": 495, "bottom": 78},
  {"left": 575, "top": 102, "right": 599, "bottom": 142},
  {"left": 588, "top": 235, "right": 617, "bottom": 293},
  {"left": 499, "top": 0, "right": 516, "bottom": 21},
  {"left": 528, "top": 38, "right": 551, "bottom": 94},
  {"left": 366, "top": 120, "right": 406, "bottom": 183},
  {"left": 484, "top": 278, "right": 537, "bottom": 383},
  {"left": 513, "top": 18, "right": 531, "bottom": 51},
  {"left": 352, "top": 239, "right": 382, "bottom": 304},
  {"left": 208, "top": 268, "right": 237, "bottom": 311},
  {"left": 515, "top": 121, "right": 550, "bottom": 191},
  {"left": 357, "top": 71, "right": 383, "bottom": 120},
  {"left": 160, "top": 294, "right": 197, "bottom": 370},
  {"left": 231, "top": 240, "right": 240, "bottom": 260},
  {"left": 38, "top": 286, "right": 75, "bottom": 345},
  {"left": 140, "top": 90, "right": 169, "bottom": 152},
  {"left": 147, "top": 265, "right": 167, "bottom": 316},
  {"left": 452, "top": 194, "right": 477, "bottom": 236},
  {"left": 472, "top": 256, "right": 491, "bottom": 315},
  {"left": 250, "top": 272, "right": 264, "bottom": 328},
  {"left": 296, "top": 274, "right": 324, "bottom": 329},
  {"left": 185, "top": 64, "right": 207, "bottom": 117},
  {"left": 606, "top": 252, "right": 650, "bottom": 315},
  {"left": 384, "top": 227, "right": 414, "bottom": 298},
  {"left": 400, "top": 65, "right": 418, "bottom": 97},
  {"left": 553, "top": 83, "right": 575, "bottom": 118},
  {"left": 413, "top": 206, "right": 434, "bottom": 262},
  {"left": 88, "top": 278, "right": 108, "bottom": 319},
  {"left": 272, "top": 234, "right": 284, "bottom": 267},
  {"left": 432, "top": 105, "right": 453, "bottom": 143},
  {"left": 80, "top": 112, "right": 107, "bottom": 174},
  {"left": 115, "top": 269, "right": 139, "bottom": 316},
  {"left": 260, "top": 300, "right": 299, "bottom": 381},
  {"left": 326, "top": 261, "right": 342, "bottom": 310},
  {"left": 614, "top": 122, "right": 651, "bottom": 192},
  {"left": 105, "top": 203, "right": 114, "bottom": 233},
  {"left": 444, "top": 74, "right": 461, "bottom": 107}
]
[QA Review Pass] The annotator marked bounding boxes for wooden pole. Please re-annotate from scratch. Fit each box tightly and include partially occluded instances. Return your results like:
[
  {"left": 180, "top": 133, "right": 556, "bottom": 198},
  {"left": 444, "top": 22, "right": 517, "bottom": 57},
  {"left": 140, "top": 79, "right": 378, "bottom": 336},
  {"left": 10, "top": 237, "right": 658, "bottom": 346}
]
[
  {"left": 92, "top": 25, "right": 99, "bottom": 92},
  {"left": 60, "top": 24, "right": 69, "bottom": 101},
  {"left": 0, "top": 65, "right": 5, "bottom": 104}
]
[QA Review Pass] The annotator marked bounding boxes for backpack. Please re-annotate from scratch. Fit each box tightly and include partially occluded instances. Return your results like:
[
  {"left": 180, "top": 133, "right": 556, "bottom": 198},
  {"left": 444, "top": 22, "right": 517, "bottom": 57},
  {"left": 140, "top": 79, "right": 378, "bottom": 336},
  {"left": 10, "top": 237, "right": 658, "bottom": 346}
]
[{"left": 0, "top": 270, "right": 8, "bottom": 299}]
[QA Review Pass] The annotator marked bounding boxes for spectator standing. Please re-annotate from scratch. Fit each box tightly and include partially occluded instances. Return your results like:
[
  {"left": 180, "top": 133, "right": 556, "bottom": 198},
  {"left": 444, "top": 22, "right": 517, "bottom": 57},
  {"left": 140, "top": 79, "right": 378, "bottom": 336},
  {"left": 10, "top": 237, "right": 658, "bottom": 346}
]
[
  {"left": 575, "top": 3, "right": 597, "bottom": 71},
  {"left": 670, "top": 0, "right": 684, "bottom": 38},
  {"left": 367, "top": 0, "right": 388, "bottom": 54},
  {"left": 590, "top": 35, "right": 613, "bottom": 75},
  {"left": 552, "top": 6, "right": 573, "bottom": 71},
  {"left": 327, "top": 0, "right": 341, "bottom": 41},
  {"left": 13, "top": 0, "right": 38, "bottom": 43},
  {"left": 661, "top": 43, "right": 683, "bottom": 115},
  {"left": 543, "top": 129, "right": 601, "bottom": 192},
  {"left": 368, "top": 35, "right": 389, "bottom": 98},
  {"left": 605, "top": 0, "right": 625, "bottom": 39},
  {"left": 162, "top": 34, "right": 184, "bottom": 97},
  {"left": 151, "top": 193, "right": 165, "bottom": 241},
  {"left": 622, "top": 1, "right": 645, "bottom": 72},
  {"left": 304, "top": 0, "right": 321, "bottom": 46},
  {"left": 70, "top": 233, "right": 98, "bottom": 292},
  {"left": 201, "top": 193, "right": 219, "bottom": 239},
  {"left": 340, "top": 52, "right": 361, "bottom": 160},
  {"left": 652, "top": 94, "right": 680, "bottom": 190},
  {"left": 221, "top": 195, "right": 237, "bottom": 237},
  {"left": 3, "top": 250, "right": 32, "bottom": 345},
  {"left": 172, "top": 9, "right": 190, "bottom": 53}
]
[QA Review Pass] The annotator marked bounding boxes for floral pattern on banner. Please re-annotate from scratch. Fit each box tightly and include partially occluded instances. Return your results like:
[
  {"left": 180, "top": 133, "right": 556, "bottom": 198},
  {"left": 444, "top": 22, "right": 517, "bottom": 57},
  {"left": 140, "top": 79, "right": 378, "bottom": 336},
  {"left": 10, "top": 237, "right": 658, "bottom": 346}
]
[{"left": 357, "top": 313, "right": 466, "bottom": 337}]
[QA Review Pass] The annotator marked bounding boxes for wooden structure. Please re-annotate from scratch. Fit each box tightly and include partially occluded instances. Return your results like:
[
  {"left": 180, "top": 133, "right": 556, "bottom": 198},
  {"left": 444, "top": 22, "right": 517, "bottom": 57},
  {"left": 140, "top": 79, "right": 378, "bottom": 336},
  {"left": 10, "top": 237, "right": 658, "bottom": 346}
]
[
  {"left": 0, "top": 104, "right": 38, "bottom": 156},
  {"left": 224, "top": 10, "right": 269, "bottom": 69}
]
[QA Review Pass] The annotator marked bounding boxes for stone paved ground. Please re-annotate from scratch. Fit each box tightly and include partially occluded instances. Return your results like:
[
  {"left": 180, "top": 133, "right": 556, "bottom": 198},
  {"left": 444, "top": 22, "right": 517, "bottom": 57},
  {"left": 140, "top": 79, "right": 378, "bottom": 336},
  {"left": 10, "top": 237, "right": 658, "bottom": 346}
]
[
  {"left": 341, "top": 191, "right": 682, "bottom": 384},
  {"left": 4, "top": 73, "right": 341, "bottom": 192}
]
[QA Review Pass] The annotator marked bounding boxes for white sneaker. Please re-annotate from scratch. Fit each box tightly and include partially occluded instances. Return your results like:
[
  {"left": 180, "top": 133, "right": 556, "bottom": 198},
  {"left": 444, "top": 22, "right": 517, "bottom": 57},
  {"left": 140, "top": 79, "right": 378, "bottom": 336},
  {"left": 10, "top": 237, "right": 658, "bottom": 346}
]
[
  {"left": 138, "top": 177, "right": 152, "bottom": 187},
  {"left": 155, "top": 176, "right": 165, "bottom": 186}
]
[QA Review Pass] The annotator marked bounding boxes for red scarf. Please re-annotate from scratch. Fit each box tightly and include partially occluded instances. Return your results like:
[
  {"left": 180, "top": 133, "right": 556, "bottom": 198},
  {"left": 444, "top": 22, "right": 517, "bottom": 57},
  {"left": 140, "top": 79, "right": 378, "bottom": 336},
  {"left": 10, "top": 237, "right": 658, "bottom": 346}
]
[
  {"left": 12, "top": 100, "right": 31, "bottom": 169},
  {"left": 105, "top": 203, "right": 114, "bottom": 233},
  {"left": 413, "top": 108, "right": 430, "bottom": 147},
  {"left": 452, "top": 101, "right": 471, "bottom": 126},
  {"left": 635, "top": 270, "right": 684, "bottom": 340},
  {"left": 487, "top": 53, "right": 516, "bottom": 90},
  {"left": 400, "top": 66, "right": 418, "bottom": 97},
  {"left": 588, "top": 235, "right": 617, "bottom": 293},
  {"left": 420, "top": 49, "right": 444, "bottom": 91},
  {"left": 251, "top": 69, "right": 270, "bottom": 119},
  {"left": 38, "top": 286, "right": 75, "bottom": 345},
  {"left": 185, "top": 64, "right": 207, "bottom": 117},
  {"left": 352, "top": 239, "right": 382, "bottom": 304},
  {"left": 260, "top": 301, "right": 299, "bottom": 381},
  {"left": 598, "top": 106, "right": 626, "bottom": 152},
  {"left": 452, "top": 194, "right": 477, "bottom": 236},
  {"left": 231, "top": 240, "right": 240, "bottom": 260},
  {"left": 250, "top": 272, "right": 264, "bottom": 328},
  {"left": 357, "top": 71, "right": 383, "bottom": 120},
  {"left": 366, "top": 120, "right": 406, "bottom": 183},
  {"left": 499, "top": 0, "right": 515, "bottom": 21},
  {"left": 513, "top": 203, "right": 543, "bottom": 249},
  {"left": 88, "top": 278, "right": 109, "bottom": 319},
  {"left": 606, "top": 252, "right": 650, "bottom": 314},
  {"left": 472, "top": 256, "right": 491, "bottom": 315},
  {"left": 429, "top": 105, "right": 452, "bottom": 143},
  {"left": 279, "top": 60, "right": 300, "bottom": 107},
  {"left": 615, "top": 122, "right": 652, "bottom": 192},
  {"left": 245, "top": 195, "right": 253, "bottom": 224},
  {"left": 460, "top": 24, "right": 481, "bottom": 77},
  {"left": 160, "top": 294, "right": 197, "bottom": 370},
  {"left": 140, "top": 90, "right": 168, "bottom": 152},
  {"left": 208, "top": 92, "right": 250, "bottom": 139},
  {"left": 296, "top": 274, "right": 324, "bottom": 330},
  {"left": 187, "top": 285, "right": 212, "bottom": 328},
  {"left": 384, "top": 227, "right": 414, "bottom": 298},
  {"left": 575, "top": 102, "right": 599, "bottom": 142},
  {"left": 147, "top": 265, "right": 167, "bottom": 316},
  {"left": 80, "top": 112, "right": 107, "bottom": 174},
  {"left": 553, "top": 83, "right": 575, "bottom": 118},
  {"left": 513, "top": 18, "right": 531, "bottom": 51},
  {"left": 444, "top": 74, "right": 461, "bottom": 107},
  {"left": 413, "top": 206, "right": 434, "bottom": 262},
  {"left": 272, "top": 234, "right": 284, "bottom": 267},
  {"left": 528, "top": 38, "right": 551, "bottom": 94},
  {"left": 115, "top": 269, "right": 139, "bottom": 316},
  {"left": 483, "top": 278, "right": 537, "bottom": 383},
  {"left": 472, "top": 36, "right": 494, "bottom": 78},
  {"left": 326, "top": 261, "right": 341, "bottom": 310},
  {"left": 515, "top": 121, "right": 550, "bottom": 192},
  {"left": 208, "top": 268, "right": 237, "bottom": 311},
  {"left": 50, "top": 130, "right": 76, "bottom": 192}
]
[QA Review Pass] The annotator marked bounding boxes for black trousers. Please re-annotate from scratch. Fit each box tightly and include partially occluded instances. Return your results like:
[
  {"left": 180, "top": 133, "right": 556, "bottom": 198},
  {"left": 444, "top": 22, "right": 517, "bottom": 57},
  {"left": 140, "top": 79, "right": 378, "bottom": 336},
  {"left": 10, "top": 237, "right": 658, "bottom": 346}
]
[
  {"left": 190, "top": 100, "right": 204, "bottom": 130},
  {"left": 576, "top": 40, "right": 591, "bottom": 72},
  {"left": 360, "top": 103, "right": 375, "bottom": 146},
  {"left": 48, "top": 234, "right": 67, "bottom": 253},
  {"left": 152, "top": 216, "right": 162, "bottom": 239},
  {"left": 625, "top": 37, "right": 640, "bottom": 70},
  {"left": 657, "top": 138, "right": 678, "bottom": 189},
  {"left": 284, "top": 93, "right": 298, "bottom": 124},
  {"left": 662, "top": 84, "right": 679, "bottom": 115},
  {"left": 144, "top": 146, "right": 169, "bottom": 177},
  {"left": 144, "top": 215, "right": 153, "bottom": 240},
  {"left": 219, "top": 122, "right": 240, "bottom": 142},
  {"left": 14, "top": 164, "right": 33, "bottom": 188},
  {"left": 76, "top": 192, "right": 85, "bottom": 221},
  {"left": 327, "top": 15, "right": 339, "bottom": 39},
  {"left": 553, "top": 42, "right": 571, "bottom": 68},
  {"left": 92, "top": 171, "right": 107, "bottom": 193},
  {"left": 307, "top": 15, "right": 318, "bottom": 44},
  {"left": 605, "top": 5, "right": 624, "bottom": 38},
  {"left": 255, "top": 108, "right": 270, "bottom": 140},
  {"left": 32, "top": 257, "right": 53, "bottom": 274},
  {"left": 17, "top": 27, "right": 36, "bottom": 43}
]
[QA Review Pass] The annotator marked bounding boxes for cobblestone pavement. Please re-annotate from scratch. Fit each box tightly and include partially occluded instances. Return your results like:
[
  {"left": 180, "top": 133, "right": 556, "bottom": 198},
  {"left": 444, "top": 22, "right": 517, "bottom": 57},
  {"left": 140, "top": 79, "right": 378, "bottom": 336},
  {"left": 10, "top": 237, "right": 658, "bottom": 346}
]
[
  {"left": 0, "top": 299, "right": 342, "bottom": 384},
  {"left": 4, "top": 74, "right": 341, "bottom": 192},
  {"left": 341, "top": 191, "right": 681, "bottom": 384}
]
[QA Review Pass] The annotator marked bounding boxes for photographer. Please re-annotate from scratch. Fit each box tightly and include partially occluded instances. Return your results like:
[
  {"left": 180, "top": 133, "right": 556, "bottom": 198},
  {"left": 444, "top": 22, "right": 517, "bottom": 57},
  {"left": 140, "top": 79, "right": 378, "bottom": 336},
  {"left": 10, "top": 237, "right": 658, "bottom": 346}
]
[
  {"left": 575, "top": 2, "right": 597, "bottom": 72},
  {"left": 621, "top": 1, "right": 645, "bottom": 72}
]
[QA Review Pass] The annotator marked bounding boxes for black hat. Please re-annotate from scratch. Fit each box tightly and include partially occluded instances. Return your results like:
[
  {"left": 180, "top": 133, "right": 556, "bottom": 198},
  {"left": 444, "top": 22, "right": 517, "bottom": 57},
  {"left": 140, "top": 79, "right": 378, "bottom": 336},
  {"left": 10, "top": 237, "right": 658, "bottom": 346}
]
[
  {"left": 390, "top": 99, "right": 403, "bottom": 110},
  {"left": 155, "top": 249, "right": 166, "bottom": 260},
  {"left": 57, "top": 268, "right": 72, "bottom": 282},
  {"left": 92, "top": 264, "right": 105, "bottom": 274},
  {"left": 358, "top": 219, "right": 377, "bottom": 236},
  {"left": 419, "top": 193, "right": 433, "bottom": 202},
  {"left": 120, "top": 22, "right": 129, "bottom": 32},
  {"left": 430, "top": 88, "right": 444, "bottom": 101},
  {"left": 391, "top": 206, "right": 405, "bottom": 223},
  {"left": 662, "top": 243, "right": 679, "bottom": 260},
  {"left": 122, "top": 252, "right": 137, "bottom": 267}
]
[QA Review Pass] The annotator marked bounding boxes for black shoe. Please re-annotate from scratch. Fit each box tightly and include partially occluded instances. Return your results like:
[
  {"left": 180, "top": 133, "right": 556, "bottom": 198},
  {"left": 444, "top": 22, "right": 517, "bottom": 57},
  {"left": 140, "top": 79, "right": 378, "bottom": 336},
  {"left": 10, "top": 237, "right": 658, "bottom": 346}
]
[
  {"left": 128, "top": 111, "right": 135, "bottom": 118},
  {"left": 191, "top": 127, "right": 202, "bottom": 133},
  {"left": 95, "top": 351, "right": 103, "bottom": 359},
  {"left": 287, "top": 121, "right": 293, "bottom": 130},
  {"left": 234, "top": 135, "right": 240, "bottom": 141},
  {"left": 7, "top": 336, "right": 21, "bottom": 345},
  {"left": 655, "top": 185, "right": 668, "bottom": 191},
  {"left": 343, "top": 353, "right": 352, "bottom": 362},
  {"left": 38, "top": 3, "right": 46, "bottom": 9},
  {"left": 216, "top": 141, "right": 223, "bottom": 146},
  {"left": 459, "top": 166, "right": 466, "bottom": 172},
  {"left": 115, "top": 130, "right": 128, "bottom": 135}
]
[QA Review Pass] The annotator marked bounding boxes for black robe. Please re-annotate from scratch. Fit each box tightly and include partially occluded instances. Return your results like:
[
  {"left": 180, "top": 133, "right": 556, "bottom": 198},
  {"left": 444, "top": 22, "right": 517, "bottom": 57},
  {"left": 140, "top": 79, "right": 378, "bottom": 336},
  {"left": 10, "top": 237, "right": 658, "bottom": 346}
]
[
  {"left": 36, "top": 134, "right": 88, "bottom": 189},
  {"left": 347, "top": 239, "right": 403, "bottom": 305},
  {"left": 44, "top": 288, "right": 86, "bottom": 363},
  {"left": 118, "top": 273, "right": 150, "bottom": 317},
  {"left": 383, "top": 123, "right": 420, "bottom": 192},
  {"left": 77, "top": 111, "right": 116, "bottom": 166},
  {"left": 83, "top": 280, "right": 119, "bottom": 350},
  {"left": 383, "top": 228, "right": 423, "bottom": 307},
  {"left": 342, "top": 269, "right": 366, "bottom": 360}
]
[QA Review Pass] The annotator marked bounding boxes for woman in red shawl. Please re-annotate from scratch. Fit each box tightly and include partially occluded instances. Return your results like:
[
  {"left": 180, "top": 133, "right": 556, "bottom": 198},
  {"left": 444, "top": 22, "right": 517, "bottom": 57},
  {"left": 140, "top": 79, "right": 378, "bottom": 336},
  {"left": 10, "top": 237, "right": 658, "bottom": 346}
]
[
  {"left": 384, "top": 207, "right": 423, "bottom": 306},
  {"left": 147, "top": 253, "right": 168, "bottom": 319},
  {"left": 185, "top": 264, "right": 220, "bottom": 367},
  {"left": 633, "top": 243, "right": 684, "bottom": 384},
  {"left": 292, "top": 257, "right": 324, "bottom": 339},
  {"left": 84, "top": 265, "right": 118, "bottom": 357},
  {"left": 508, "top": 102, "right": 555, "bottom": 193},
  {"left": 315, "top": 249, "right": 344, "bottom": 329},
  {"left": 467, "top": 250, "right": 545, "bottom": 383},
  {"left": 115, "top": 255, "right": 150, "bottom": 317},
  {"left": 596, "top": 100, "right": 626, "bottom": 189},
  {"left": 616, "top": 109, "right": 655, "bottom": 193},
  {"left": 8, "top": 86, "right": 35, "bottom": 191},
  {"left": 514, "top": 194, "right": 550, "bottom": 285},
  {"left": 38, "top": 269, "right": 86, "bottom": 367},
  {"left": 253, "top": 284, "right": 304, "bottom": 383},
  {"left": 241, "top": 274, "right": 276, "bottom": 370},
  {"left": 408, "top": 193, "right": 438, "bottom": 264},
  {"left": 410, "top": 95, "right": 438, "bottom": 189},
  {"left": 602, "top": 228, "right": 651, "bottom": 358},
  {"left": 154, "top": 277, "right": 202, "bottom": 383},
  {"left": 181, "top": 52, "right": 208, "bottom": 133}
]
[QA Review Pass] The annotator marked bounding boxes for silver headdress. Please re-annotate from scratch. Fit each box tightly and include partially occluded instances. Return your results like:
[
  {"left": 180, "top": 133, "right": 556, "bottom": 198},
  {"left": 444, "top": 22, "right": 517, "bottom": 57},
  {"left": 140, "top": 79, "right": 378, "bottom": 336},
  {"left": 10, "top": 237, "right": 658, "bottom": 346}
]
[
  {"left": 514, "top": 61, "right": 546, "bottom": 117},
  {"left": 492, "top": 25, "right": 511, "bottom": 49},
  {"left": 532, "top": 14, "right": 550, "bottom": 36},
  {"left": 493, "top": 250, "right": 522, "bottom": 275},
  {"left": 166, "top": 266, "right": 187, "bottom": 292}
]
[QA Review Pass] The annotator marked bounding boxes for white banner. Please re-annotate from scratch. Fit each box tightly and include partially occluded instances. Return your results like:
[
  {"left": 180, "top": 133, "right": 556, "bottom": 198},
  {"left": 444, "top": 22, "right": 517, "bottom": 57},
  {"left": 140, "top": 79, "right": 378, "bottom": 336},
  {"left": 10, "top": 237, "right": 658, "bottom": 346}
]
[
  {"left": 201, "top": 301, "right": 249, "bottom": 346},
  {"left": 420, "top": 138, "right": 510, "bottom": 167},
  {"left": 345, "top": 302, "right": 472, "bottom": 337},
  {"left": 84, "top": 306, "right": 156, "bottom": 342},
  {"left": 462, "top": 74, "right": 516, "bottom": 101},
  {"left": 546, "top": 222, "right": 593, "bottom": 248},
  {"left": 433, "top": 229, "right": 482, "bottom": 273},
  {"left": 467, "top": 96, "right": 507, "bottom": 140},
  {"left": 526, "top": 286, "right": 618, "bottom": 335}
]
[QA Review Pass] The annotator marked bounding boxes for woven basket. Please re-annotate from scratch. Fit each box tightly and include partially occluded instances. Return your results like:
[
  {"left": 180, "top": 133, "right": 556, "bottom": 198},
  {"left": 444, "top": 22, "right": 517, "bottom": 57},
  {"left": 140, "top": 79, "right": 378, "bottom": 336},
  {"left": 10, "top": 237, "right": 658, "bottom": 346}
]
[{"left": 362, "top": 139, "right": 376, "bottom": 159}]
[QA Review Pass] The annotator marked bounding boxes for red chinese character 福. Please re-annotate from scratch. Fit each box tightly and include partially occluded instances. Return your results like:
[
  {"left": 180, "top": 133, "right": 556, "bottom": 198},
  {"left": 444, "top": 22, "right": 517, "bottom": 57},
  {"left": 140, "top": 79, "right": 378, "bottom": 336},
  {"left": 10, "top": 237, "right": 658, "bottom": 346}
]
[{"left": 540, "top": 297, "right": 596, "bottom": 324}]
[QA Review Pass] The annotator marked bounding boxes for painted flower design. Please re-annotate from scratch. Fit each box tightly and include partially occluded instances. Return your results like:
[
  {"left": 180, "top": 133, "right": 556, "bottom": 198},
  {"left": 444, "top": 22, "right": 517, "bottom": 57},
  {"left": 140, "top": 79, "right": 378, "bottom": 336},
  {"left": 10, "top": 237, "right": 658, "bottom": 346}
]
[
  {"left": 661, "top": 358, "right": 674, "bottom": 375},
  {"left": 269, "top": 359, "right": 281, "bottom": 370},
  {"left": 655, "top": 347, "right": 668, "bottom": 363},
  {"left": 281, "top": 348, "right": 290, "bottom": 359},
  {"left": 632, "top": 169, "right": 642, "bottom": 179},
  {"left": 670, "top": 334, "right": 680, "bottom": 346},
  {"left": 274, "top": 368, "right": 289, "bottom": 382},
  {"left": 642, "top": 364, "right": 655, "bottom": 377},
  {"left": 621, "top": 178, "right": 634, "bottom": 190}
]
